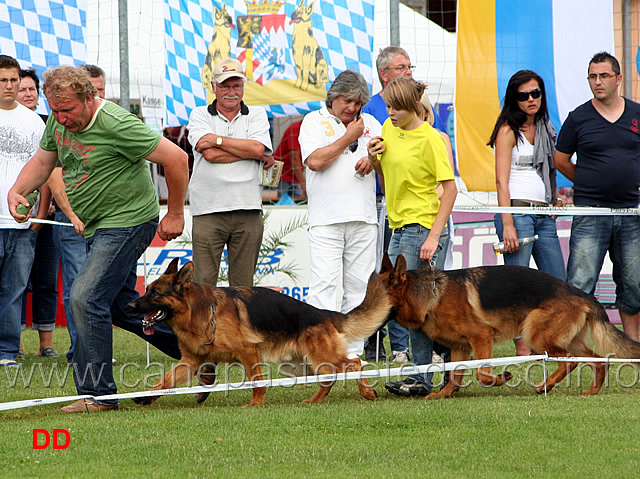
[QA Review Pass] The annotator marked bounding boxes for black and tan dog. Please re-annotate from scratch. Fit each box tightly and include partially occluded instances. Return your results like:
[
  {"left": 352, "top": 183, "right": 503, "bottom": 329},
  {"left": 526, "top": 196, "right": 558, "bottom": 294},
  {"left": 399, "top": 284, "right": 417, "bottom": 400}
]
[
  {"left": 380, "top": 253, "right": 640, "bottom": 398},
  {"left": 128, "top": 258, "right": 391, "bottom": 406}
]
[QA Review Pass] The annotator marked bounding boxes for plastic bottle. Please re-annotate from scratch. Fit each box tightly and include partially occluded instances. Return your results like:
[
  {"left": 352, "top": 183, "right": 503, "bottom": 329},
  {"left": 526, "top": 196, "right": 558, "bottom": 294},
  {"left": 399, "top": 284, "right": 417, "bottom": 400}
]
[
  {"left": 16, "top": 190, "right": 39, "bottom": 216},
  {"left": 493, "top": 235, "right": 539, "bottom": 255}
]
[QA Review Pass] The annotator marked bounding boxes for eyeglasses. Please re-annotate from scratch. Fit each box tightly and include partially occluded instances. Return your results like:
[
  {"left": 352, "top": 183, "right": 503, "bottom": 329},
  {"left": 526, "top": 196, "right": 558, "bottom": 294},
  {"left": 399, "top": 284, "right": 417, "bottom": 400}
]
[
  {"left": 216, "top": 83, "right": 244, "bottom": 91},
  {"left": 587, "top": 72, "right": 617, "bottom": 82},
  {"left": 386, "top": 64, "right": 416, "bottom": 73},
  {"left": 516, "top": 88, "right": 542, "bottom": 102},
  {"left": 0, "top": 77, "right": 20, "bottom": 86}
]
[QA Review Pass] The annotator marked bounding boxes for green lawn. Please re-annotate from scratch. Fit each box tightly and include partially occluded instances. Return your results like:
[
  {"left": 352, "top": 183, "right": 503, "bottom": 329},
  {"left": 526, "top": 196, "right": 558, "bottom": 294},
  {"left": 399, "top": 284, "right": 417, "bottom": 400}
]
[{"left": 2, "top": 326, "right": 640, "bottom": 478}]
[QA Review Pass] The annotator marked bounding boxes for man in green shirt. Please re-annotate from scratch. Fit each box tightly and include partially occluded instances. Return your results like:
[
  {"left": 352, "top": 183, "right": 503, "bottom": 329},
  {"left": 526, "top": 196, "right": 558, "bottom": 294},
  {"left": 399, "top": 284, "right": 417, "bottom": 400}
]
[{"left": 9, "top": 65, "right": 189, "bottom": 413}]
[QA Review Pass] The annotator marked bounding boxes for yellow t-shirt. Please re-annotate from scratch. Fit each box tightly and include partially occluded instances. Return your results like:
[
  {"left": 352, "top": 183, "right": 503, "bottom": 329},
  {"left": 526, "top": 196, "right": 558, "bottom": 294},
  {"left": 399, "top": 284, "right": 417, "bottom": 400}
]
[{"left": 380, "top": 120, "right": 454, "bottom": 229}]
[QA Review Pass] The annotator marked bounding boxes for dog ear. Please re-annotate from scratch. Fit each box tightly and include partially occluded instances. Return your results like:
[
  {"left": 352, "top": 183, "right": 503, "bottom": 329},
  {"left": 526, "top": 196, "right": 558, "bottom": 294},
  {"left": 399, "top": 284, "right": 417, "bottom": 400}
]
[
  {"left": 380, "top": 252, "right": 393, "bottom": 274},
  {"left": 165, "top": 258, "right": 180, "bottom": 275},
  {"left": 395, "top": 254, "right": 407, "bottom": 275},
  {"left": 174, "top": 261, "right": 195, "bottom": 286}
]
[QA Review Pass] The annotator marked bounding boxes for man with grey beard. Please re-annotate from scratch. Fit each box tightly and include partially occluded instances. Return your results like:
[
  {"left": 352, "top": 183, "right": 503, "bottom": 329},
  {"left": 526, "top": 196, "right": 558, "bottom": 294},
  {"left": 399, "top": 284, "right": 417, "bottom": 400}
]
[{"left": 187, "top": 58, "right": 272, "bottom": 287}]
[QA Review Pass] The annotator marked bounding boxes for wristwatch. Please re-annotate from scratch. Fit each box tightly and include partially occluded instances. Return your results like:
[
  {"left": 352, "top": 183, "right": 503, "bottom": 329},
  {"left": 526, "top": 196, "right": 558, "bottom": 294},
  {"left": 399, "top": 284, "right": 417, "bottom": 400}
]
[{"left": 216, "top": 136, "right": 223, "bottom": 147}]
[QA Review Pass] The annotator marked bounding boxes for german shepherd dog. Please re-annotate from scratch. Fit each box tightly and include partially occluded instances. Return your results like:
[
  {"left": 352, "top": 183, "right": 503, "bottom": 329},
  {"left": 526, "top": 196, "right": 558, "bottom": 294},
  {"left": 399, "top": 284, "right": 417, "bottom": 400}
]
[
  {"left": 380, "top": 253, "right": 640, "bottom": 398},
  {"left": 128, "top": 258, "right": 391, "bottom": 406},
  {"left": 290, "top": 0, "right": 329, "bottom": 90}
]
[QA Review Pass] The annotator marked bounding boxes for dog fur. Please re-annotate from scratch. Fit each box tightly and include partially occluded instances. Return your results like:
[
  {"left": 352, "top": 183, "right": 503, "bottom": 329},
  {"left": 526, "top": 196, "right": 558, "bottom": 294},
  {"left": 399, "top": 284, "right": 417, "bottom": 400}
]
[
  {"left": 379, "top": 253, "right": 640, "bottom": 398},
  {"left": 128, "top": 258, "right": 391, "bottom": 406}
]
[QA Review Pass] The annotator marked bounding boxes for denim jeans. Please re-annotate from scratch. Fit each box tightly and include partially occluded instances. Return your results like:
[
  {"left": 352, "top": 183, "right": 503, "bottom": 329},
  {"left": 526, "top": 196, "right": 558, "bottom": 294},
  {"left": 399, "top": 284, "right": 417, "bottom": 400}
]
[
  {"left": 387, "top": 224, "right": 451, "bottom": 390},
  {"left": 494, "top": 213, "right": 566, "bottom": 280},
  {"left": 70, "top": 218, "right": 181, "bottom": 403},
  {"left": 52, "top": 210, "right": 88, "bottom": 362},
  {"left": 567, "top": 214, "right": 640, "bottom": 314},
  {"left": 27, "top": 223, "right": 60, "bottom": 331},
  {"left": 0, "top": 228, "right": 37, "bottom": 360}
]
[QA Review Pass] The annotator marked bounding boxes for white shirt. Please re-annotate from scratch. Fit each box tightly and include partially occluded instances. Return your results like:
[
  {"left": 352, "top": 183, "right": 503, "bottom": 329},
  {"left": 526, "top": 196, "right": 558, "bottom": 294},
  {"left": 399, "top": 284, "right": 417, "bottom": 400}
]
[
  {"left": 0, "top": 103, "right": 45, "bottom": 229},
  {"left": 300, "top": 106, "right": 381, "bottom": 227},
  {"left": 187, "top": 102, "right": 272, "bottom": 215}
]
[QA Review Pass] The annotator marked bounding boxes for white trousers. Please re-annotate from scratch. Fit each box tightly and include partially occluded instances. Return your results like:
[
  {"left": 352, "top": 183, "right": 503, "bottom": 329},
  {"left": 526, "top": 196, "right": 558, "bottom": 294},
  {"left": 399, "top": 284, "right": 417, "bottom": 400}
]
[{"left": 307, "top": 221, "right": 377, "bottom": 359}]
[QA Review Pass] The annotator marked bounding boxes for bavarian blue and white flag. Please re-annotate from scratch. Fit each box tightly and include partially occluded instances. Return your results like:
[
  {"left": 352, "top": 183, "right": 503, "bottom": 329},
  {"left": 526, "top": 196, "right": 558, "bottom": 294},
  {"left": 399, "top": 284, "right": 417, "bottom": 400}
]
[
  {"left": 164, "top": 0, "right": 375, "bottom": 125},
  {"left": 0, "top": 0, "right": 87, "bottom": 115}
]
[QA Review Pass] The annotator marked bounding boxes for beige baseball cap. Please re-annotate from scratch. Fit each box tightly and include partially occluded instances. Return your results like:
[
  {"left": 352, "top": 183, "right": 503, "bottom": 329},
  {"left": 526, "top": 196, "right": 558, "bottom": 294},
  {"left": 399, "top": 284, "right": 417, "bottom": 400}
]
[{"left": 213, "top": 58, "right": 245, "bottom": 84}]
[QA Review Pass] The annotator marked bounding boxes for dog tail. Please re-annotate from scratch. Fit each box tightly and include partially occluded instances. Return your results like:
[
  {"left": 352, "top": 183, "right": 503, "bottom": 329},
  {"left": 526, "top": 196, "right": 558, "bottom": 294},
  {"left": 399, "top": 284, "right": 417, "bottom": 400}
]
[
  {"left": 588, "top": 306, "right": 640, "bottom": 358},
  {"left": 335, "top": 273, "right": 392, "bottom": 341}
]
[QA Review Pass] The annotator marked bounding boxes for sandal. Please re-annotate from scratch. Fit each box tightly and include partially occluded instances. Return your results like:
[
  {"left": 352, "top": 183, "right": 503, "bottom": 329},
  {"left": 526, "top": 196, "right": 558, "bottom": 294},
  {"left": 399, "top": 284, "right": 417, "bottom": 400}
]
[
  {"left": 38, "top": 348, "right": 59, "bottom": 358},
  {"left": 16, "top": 349, "right": 25, "bottom": 360}
]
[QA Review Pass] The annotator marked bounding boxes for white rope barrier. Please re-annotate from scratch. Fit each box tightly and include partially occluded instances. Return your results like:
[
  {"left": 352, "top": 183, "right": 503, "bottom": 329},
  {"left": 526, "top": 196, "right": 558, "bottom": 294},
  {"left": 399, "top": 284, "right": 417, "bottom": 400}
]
[
  {"left": 5, "top": 354, "right": 640, "bottom": 412},
  {"left": 453, "top": 205, "right": 640, "bottom": 216},
  {"left": 0, "top": 215, "right": 74, "bottom": 226}
]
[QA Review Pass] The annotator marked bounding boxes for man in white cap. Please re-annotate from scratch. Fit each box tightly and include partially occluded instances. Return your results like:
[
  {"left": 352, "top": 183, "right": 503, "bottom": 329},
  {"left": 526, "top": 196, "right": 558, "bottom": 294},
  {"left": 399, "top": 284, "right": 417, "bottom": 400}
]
[{"left": 187, "top": 58, "right": 272, "bottom": 286}]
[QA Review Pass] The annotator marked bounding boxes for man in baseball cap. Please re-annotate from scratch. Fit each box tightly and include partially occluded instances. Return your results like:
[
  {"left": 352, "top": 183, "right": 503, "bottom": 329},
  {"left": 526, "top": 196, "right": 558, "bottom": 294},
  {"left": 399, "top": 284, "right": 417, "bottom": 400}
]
[{"left": 186, "top": 57, "right": 272, "bottom": 289}]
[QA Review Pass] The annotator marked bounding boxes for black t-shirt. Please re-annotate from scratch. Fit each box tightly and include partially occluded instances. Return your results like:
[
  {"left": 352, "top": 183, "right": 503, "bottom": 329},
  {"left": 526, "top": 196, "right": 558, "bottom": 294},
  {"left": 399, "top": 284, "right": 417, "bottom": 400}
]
[{"left": 556, "top": 98, "right": 640, "bottom": 207}]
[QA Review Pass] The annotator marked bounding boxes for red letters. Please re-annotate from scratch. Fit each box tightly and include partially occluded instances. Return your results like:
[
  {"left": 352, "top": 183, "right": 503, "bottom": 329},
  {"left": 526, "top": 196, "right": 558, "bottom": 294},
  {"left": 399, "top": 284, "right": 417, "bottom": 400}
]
[{"left": 32, "top": 429, "right": 71, "bottom": 450}]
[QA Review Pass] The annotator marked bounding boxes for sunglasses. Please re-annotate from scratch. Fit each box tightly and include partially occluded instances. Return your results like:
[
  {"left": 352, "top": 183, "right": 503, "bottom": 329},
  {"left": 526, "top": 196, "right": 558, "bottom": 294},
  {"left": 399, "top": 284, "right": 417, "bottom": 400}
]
[{"left": 516, "top": 88, "right": 542, "bottom": 102}]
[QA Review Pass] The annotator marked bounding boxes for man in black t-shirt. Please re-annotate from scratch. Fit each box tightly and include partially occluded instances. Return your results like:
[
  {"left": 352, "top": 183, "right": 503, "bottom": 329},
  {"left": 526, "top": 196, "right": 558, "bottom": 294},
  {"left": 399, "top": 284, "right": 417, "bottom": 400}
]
[{"left": 555, "top": 51, "right": 640, "bottom": 340}]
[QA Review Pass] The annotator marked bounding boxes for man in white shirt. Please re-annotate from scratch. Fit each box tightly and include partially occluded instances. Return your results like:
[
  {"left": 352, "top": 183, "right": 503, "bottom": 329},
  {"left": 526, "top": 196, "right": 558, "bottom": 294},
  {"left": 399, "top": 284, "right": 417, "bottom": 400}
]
[{"left": 187, "top": 58, "right": 273, "bottom": 287}]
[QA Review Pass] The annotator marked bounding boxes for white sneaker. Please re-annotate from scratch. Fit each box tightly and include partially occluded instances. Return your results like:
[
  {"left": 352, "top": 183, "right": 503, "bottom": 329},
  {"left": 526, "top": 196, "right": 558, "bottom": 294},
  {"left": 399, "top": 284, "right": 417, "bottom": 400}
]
[
  {"left": 0, "top": 358, "right": 19, "bottom": 368},
  {"left": 432, "top": 352, "right": 443, "bottom": 363},
  {"left": 391, "top": 349, "right": 411, "bottom": 364}
]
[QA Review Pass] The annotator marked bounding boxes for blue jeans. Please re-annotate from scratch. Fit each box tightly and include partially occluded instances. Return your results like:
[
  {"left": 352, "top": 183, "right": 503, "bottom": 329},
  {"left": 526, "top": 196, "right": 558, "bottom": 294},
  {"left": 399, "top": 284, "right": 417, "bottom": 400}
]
[
  {"left": 387, "top": 224, "right": 451, "bottom": 390},
  {"left": 494, "top": 213, "right": 566, "bottom": 280},
  {"left": 27, "top": 223, "right": 60, "bottom": 331},
  {"left": 0, "top": 228, "right": 37, "bottom": 360},
  {"left": 70, "top": 218, "right": 181, "bottom": 404},
  {"left": 567, "top": 214, "right": 640, "bottom": 314},
  {"left": 52, "top": 210, "right": 88, "bottom": 362}
]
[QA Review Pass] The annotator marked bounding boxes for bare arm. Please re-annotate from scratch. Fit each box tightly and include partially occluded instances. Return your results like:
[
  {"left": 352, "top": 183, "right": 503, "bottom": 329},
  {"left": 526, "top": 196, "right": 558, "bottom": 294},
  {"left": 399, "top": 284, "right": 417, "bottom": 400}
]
[
  {"left": 435, "top": 131, "right": 455, "bottom": 199},
  {"left": 306, "top": 117, "right": 363, "bottom": 171},
  {"left": 8, "top": 148, "right": 58, "bottom": 222},
  {"left": 145, "top": 137, "right": 189, "bottom": 241},
  {"left": 494, "top": 125, "right": 519, "bottom": 249},
  {"left": 554, "top": 150, "right": 575, "bottom": 182},
  {"left": 196, "top": 134, "right": 265, "bottom": 163},
  {"left": 421, "top": 179, "right": 457, "bottom": 262},
  {"left": 48, "top": 167, "right": 85, "bottom": 236}
]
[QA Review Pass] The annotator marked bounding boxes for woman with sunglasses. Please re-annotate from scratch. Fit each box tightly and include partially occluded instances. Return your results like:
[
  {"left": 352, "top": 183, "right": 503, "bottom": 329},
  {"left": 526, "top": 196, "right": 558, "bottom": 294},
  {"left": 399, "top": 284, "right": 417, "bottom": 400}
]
[
  {"left": 488, "top": 70, "right": 566, "bottom": 355},
  {"left": 368, "top": 76, "right": 457, "bottom": 397}
]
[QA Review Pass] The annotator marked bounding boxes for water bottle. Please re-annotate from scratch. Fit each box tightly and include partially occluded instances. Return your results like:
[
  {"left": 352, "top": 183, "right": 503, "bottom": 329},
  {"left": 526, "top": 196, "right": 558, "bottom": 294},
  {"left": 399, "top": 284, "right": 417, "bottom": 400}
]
[
  {"left": 16, "top": 190, "right": 39, "bottom": 216},
  {"left": 493, "top": 235, "right": 539, "bottom": 255}
]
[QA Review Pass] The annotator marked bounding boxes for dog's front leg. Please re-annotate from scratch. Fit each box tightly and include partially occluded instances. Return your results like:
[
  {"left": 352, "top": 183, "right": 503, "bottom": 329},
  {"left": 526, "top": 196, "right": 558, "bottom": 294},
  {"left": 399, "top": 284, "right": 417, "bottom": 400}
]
[
  {"left": 427, "top": 347, "right": 469, "bottom": 399},
  {"left": 132, "top": 359, "right": 198, "bottom": 406}
]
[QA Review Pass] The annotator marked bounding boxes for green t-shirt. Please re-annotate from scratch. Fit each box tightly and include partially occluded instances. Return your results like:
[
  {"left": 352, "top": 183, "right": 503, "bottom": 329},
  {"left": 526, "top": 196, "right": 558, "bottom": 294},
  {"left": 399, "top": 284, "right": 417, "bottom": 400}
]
[
  {"left": 41, "top": 100, "right": 161, "bottom": 238},
  {"left": 380, "top": 120, "right": 454, "bottom": 230}
]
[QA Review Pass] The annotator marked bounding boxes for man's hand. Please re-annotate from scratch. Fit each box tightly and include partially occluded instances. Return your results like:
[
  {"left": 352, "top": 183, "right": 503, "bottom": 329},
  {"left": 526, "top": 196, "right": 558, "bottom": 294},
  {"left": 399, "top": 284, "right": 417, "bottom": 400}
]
[
  {"left": 345, "top": 116, "right": 364, "bottom": 142},
  {"left": 7, "top": 191, "right": 32, "bottom": 223},
  {"left": 157, "top": 213, "right": 185, "bottom": 241}
]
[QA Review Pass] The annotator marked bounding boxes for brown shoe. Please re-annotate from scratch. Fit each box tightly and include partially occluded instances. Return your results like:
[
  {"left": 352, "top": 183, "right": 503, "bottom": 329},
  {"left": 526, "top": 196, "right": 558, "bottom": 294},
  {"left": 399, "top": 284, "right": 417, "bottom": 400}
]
[{"left": 60, "top": 399, "right": 119, "bottom": 413}]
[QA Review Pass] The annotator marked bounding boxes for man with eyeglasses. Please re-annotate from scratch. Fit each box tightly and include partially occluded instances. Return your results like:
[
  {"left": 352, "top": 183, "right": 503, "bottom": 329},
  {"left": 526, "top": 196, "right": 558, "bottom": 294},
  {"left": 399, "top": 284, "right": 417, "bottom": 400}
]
[
  {"left": 299, "top": 70, "right": 382, "bottom": 363},
  {"left": 555, "top": 51, "right": 640, "bottom": 340},
  {"left": 187, "top": 58, "right": 272, "bottom": 287},
  {"left": 0, "top": 55, "right": 48, "bottom": 369}
]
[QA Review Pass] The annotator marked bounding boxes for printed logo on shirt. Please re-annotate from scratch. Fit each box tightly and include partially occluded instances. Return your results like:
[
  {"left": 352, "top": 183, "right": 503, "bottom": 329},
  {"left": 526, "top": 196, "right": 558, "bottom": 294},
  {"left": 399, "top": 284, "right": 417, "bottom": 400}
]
[
  {"left": 54, "top": 130, "right": 93, "bottom": 190},
  {"left": 631, "top": 119, "right": 639, "bottom": 134},
  {"left": 398, "top": 132, "right": 405, "bottom": 140},
  {"left": 320, "top": 120, "right": 335, "bottom": 137}
]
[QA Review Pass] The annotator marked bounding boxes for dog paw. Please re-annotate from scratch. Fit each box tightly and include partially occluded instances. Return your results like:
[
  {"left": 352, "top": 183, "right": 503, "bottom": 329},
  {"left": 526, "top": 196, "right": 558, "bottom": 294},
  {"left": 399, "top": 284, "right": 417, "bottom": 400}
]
[
  {"left": 501, "top": 371, "right": 514, "bottom": 382},
  {"left": 195, "top": 392, "right": 211, "bottom": 404},
  {"left": 132, "top": 396, "right": 156, "bottom": 406}
]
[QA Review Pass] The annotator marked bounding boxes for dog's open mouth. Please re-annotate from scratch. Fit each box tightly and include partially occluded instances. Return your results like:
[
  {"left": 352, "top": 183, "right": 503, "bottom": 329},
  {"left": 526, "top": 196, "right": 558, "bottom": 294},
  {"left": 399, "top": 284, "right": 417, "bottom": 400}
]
[{"left": 142, "top": 310, "right": 167, "bottom": 335}]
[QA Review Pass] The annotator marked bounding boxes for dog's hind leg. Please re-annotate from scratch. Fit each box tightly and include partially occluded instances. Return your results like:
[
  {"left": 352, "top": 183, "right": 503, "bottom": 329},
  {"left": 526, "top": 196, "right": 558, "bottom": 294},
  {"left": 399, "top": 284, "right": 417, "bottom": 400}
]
[
  {"left": 132, "top": 359, "right": 199, "bottom": 405},
  {"left": 533, "top": 348, "right": 577, "bottom": 394}
]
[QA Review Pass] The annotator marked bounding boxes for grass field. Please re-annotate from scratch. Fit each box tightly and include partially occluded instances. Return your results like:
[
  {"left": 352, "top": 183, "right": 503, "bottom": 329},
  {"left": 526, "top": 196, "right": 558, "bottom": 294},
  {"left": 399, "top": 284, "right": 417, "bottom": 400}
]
[{"left": 2, "top": 326, "right": 640, "bottom": 478}]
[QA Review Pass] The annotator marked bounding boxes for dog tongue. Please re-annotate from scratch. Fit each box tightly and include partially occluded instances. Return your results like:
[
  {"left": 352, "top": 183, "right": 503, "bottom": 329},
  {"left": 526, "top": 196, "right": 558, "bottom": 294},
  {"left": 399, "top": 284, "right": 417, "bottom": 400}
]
[{"left": 143, "top": 326, "right": 155, "bottom": 336}]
